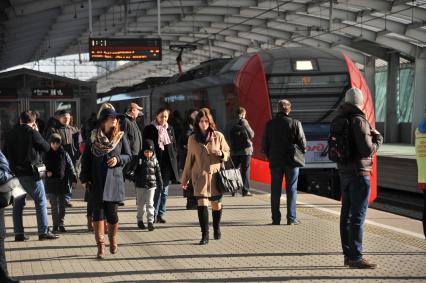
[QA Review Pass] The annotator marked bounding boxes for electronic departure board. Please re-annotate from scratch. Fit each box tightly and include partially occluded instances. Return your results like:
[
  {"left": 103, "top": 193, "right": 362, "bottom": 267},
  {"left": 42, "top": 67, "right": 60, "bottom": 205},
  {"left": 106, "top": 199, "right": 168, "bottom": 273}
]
[{"left": 89, "top": 38, "right": 162, "bottom": 61}]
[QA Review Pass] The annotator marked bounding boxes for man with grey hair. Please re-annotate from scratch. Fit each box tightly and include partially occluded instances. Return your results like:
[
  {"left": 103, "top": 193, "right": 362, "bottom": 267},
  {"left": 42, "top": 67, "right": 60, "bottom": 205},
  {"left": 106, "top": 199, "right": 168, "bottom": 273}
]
[
  {"left": 262, "top": 99, "right": 306, "bottom": 225},
  {"left": 333, "top": 87, "right": 383, "bottom": 269}
]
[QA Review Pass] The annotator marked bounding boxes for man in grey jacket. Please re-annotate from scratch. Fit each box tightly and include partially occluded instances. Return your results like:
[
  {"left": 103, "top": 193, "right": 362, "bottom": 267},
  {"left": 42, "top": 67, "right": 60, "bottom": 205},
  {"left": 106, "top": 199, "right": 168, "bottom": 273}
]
[
  {"left": 121, "top": 102, "right": 143, "bottom": 157},
  {"left": 336, "top": 88, "right": 383, "bottom": 269},
  {"left": 226, "top": 107, "right": 254, "bottom": 197}
]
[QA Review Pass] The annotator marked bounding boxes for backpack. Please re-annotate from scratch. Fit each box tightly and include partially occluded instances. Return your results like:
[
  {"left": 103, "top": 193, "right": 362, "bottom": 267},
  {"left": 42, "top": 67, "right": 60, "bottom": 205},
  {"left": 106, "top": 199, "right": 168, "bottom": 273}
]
[
  {"left": 229, "top": 119, "right": 250, "bottom": 151},
  {"left": 328, "top": 115, "right": 355, "bottom": 164}
]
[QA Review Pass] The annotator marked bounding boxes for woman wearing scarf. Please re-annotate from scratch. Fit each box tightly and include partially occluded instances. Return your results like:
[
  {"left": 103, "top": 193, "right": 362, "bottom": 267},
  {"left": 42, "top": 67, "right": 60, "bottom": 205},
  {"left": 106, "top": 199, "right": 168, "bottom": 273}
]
[
  {"left": 143, "top": 107, "right": 179, "bottom": 223},
  {"left": 415, "top": 107, "right": 426, "bottom": 239},
  {"left": 181, "top": 108, "right": 230, "bottom": 245},
  {"left": 80, "top": 108, "right": 131, "bottom": 259}
]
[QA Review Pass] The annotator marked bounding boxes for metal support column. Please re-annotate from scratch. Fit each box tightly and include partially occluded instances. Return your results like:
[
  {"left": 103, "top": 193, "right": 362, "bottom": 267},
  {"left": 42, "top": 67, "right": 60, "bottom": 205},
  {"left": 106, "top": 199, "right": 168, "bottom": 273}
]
[
  {"left": 385, "top": 52, "right": 399, "bottom": 143},
  {"left": 411, "top": 53, "right": 426, "bottom": 143},
  {"left": 364, "top": 56, "right": 376, "bottom": 102},
  {"left": 157, "top": 0, "right": 161, "bottom": 36}
]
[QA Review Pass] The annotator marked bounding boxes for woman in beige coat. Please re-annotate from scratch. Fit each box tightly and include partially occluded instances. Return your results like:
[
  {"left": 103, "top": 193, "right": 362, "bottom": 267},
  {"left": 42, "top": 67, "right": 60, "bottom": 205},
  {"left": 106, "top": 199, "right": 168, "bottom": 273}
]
[{"left": 182, "top": 108, "right": 230, "bottom": 245}]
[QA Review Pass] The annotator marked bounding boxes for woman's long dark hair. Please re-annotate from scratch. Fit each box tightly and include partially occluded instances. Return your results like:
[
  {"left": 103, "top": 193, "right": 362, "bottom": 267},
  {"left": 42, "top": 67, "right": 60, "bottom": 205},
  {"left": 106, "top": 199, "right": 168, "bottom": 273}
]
[{"left": 193, "top": 108, "right": 217, "bottom": 143}]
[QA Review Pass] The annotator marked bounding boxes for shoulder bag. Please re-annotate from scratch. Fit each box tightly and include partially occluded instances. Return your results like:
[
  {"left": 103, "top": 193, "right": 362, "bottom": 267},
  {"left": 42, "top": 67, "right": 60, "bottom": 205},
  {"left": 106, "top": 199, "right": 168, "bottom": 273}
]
[
  {"left": 288, "top": 119, "right": 305, "bottom": 167},
  {"left": 0, "top": 177, "right": 27, "bottom": 208},
  {"left": 216, "top": 159, "right": 243, "bottom": 194}
]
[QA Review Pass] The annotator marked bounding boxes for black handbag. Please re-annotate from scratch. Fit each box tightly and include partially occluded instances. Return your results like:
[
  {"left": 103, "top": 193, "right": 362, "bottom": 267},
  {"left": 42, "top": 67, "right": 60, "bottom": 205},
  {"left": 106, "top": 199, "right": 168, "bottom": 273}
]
[
  {"left": 123, "top": 156, "right": 139, "bottom": 181},
  {"left": 216, "top": 159, "right": 243, "bottom": 194},
  {"left": 288, "top": 119, "right": 305, "bottom": 167}
]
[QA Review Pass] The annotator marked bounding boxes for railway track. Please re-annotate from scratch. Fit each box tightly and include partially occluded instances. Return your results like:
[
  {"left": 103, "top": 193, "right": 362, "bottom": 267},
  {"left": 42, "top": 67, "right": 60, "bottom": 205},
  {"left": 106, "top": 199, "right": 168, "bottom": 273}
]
[{"left": 371, "top": 187, "right": 423, "bottom": 220}]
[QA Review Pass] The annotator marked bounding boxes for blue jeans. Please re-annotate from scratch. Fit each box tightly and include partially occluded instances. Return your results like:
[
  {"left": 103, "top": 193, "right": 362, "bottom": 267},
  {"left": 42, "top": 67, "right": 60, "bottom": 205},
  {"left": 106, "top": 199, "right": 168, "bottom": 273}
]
[
  {"left": 340, "top": 175, "right": 370, "bottom": 260},
  {"left": 232, "top": 155, "right": 251, "bottom": 193},
  {"left": 154, "top": 169, "right": 172, "bottom": 218},
  {"left": 13, "top": 176, "right": 49, "bottom": 235},
  {"left": 270, "top": 166, "right": 299, "bottom": 224}
]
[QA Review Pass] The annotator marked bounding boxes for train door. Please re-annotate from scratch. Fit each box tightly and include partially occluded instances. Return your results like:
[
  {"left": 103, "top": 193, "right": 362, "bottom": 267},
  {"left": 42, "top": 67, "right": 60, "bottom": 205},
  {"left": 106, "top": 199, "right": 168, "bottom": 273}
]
[{"left": 0, "top": 99, "right": 24, "bottom": 148}]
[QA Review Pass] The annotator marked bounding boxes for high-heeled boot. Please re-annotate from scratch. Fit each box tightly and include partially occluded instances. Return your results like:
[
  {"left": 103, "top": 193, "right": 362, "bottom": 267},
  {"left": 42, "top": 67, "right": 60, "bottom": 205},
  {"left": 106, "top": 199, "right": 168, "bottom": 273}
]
[
  {"left": 197, "top": 206, "right": 209, "bottom": 245},
  {"left": 108, "top": 223, "right": 118, "bottom": 254},
  {"left": 212, "top": 209, "right": 222, "bottom": 240},
  {"left": 93, "top": 220, "right": 105, "bottom": 259}
]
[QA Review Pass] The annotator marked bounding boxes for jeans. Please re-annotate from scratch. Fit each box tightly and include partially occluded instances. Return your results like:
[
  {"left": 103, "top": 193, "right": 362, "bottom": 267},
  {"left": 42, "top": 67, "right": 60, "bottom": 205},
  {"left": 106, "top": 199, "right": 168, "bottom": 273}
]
[
  {"left": 232, "top": 155, "right": 251, "bottom": 193},
  {"left": 0, "top": 208, "right": 8, "bottom": 277},
  {"left": 50, "top": 194, "right": 66, "bottom": 227},
  {"left": 270, "top": 166, "right": 299, "bottom": 224},
  {"left": 136, "top": 188, "right": 156, "bottom": 223},
  {"left": 154, "top": 169, "right": 172, "bottom": 218},
  {"left": 13, "top": 176, "right": 49, "bottom": 235},
  {"left": 340, "top": 175, "right": 370, "bottom": 261}
]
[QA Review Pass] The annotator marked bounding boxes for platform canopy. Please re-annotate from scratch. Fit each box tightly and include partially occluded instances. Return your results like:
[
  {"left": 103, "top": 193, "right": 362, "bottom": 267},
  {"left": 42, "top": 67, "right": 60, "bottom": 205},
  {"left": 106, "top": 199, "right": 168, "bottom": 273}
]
[{"left": 1, "top": 0, "right": 425, "bottom": 91}]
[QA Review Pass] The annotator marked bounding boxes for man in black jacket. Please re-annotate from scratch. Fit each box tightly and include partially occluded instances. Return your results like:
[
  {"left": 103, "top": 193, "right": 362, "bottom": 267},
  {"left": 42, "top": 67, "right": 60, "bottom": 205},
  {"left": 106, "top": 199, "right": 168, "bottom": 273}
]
[
  {"left": 121, "top": 102, "right": 143, "bottom": 157},
  {"left": 262, "top": 99, "right": 306, "bottom": 225},
  {"left": 336, "top": 88, "right": 383, "bottom": 269},
  {"left": 4, "top": 111, "right": 58, "bottom": 241}
]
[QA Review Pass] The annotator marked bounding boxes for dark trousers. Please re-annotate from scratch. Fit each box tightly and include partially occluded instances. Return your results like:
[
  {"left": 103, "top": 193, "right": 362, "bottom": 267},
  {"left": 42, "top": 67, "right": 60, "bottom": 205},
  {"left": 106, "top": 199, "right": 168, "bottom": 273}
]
[
  {"left": 154, "top": 167, "right": 172, "bottom": 218},
  {"left": 340, "top": 175, "right": 370, "bottom": 261},
  {"left": 50, "top": 193, "right": 66, "bottom": 227},
  {"left": 232, "top": 155, "right": 251, "bottom": 193},
  {"left": 92, "top": 201, "right": 119, "bottom": 224},
  {"left": 270, "top": 166, "right": 299, "bottom": 224}
]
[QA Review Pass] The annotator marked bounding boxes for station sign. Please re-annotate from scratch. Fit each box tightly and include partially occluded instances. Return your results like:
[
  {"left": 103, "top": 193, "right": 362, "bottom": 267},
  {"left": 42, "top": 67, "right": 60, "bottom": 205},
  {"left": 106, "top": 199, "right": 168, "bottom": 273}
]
[
  {"left": 32, "top": 88, "right": 73, "bottom": 98},
  {"left": 89, "top": 38, "right": 162, "bottom": 61}
]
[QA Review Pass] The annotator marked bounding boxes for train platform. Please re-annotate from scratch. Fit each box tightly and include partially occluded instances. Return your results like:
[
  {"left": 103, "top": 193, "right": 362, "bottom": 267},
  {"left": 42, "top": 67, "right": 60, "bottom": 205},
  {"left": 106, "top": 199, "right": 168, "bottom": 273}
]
[{"left": 3, "top": 182, "right": 426, "bottom": 283}]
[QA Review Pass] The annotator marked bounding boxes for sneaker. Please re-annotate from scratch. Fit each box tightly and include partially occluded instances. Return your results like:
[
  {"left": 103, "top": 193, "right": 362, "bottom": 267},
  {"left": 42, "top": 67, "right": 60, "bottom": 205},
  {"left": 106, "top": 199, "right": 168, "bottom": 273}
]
[
  {"left": 148, "top": 222, "right": 155, "bottom": 231},
  {"left": 39, "top": 231, "right": 59, "bottom": 241},
  {"left": 287, "top": 219, "right": 301, "bottom": 225},
  {"left": 52, "top": 226, "right": 59, "bottom": 233},
  {"left": 348, "top": 258, "right": 377, "bottom": 269},
  {"left": 242, "top": 191, "right": 253, "bottom": 197},
  {"left": 59, "top": 226, "right": 66, "bottom": 233},
  {"left": 65, "top": 202, "right": 73, "bottom": 208},
  {"left": 118, "top": 202, "right": 125, "bottom": 206},
  {"left": 231, "top": 192, "right": 236, "bottom": 197},
  {"left": 156, "top": 216, "right": 166, "bottom": 223},
  {"left": 270, "top": 222, "right": 280, "bottom": 225},
  {"left": 137, "top": 221, "right": 146, "bottom": 230},
  {"left": 14, "top": 234, "right": 30, "bottom": 242}
]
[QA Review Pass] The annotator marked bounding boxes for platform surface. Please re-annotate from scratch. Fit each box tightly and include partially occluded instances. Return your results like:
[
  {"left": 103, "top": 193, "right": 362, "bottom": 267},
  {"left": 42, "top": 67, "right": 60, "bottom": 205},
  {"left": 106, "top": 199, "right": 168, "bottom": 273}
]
[{"left": 4, "top": 182, "right": 426, "bottom": 283}]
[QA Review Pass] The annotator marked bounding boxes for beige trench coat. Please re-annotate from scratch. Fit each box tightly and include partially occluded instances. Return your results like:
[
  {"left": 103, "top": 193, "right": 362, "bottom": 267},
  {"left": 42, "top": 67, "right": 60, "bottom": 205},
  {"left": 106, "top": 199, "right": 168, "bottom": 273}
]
[{"left": 182, "top": 131, "right": 230, "bottom": 197}]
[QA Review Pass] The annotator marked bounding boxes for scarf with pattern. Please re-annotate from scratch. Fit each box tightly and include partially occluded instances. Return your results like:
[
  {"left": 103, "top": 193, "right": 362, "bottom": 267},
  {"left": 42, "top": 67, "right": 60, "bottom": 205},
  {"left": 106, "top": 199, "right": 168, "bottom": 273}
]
[
  {"left": 90, "top": 128, "right": 124, "bottom": 157},
  {"left": 152, "top": 121, "right": 171, "bottom": 150}
]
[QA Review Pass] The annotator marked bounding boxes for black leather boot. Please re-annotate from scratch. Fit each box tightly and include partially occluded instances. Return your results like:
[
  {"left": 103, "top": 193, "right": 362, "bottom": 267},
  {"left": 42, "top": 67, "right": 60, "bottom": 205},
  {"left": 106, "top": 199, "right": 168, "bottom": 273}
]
[
  {"left": 197, "top": 206, "right": 209, "bottom": 245},
  {"left": 0, "top": 267, "right": 19, "bottom": 283},
  {"left": 212, "top": 209, "right": 222, "bottom": 240}
]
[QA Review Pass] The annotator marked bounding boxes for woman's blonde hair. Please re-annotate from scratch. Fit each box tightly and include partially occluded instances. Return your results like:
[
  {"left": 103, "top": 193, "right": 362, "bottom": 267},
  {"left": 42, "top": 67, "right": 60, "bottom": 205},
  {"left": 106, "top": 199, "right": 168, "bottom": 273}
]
[{"left": 96, "top": 103, "right": 115, "bottom": 119}]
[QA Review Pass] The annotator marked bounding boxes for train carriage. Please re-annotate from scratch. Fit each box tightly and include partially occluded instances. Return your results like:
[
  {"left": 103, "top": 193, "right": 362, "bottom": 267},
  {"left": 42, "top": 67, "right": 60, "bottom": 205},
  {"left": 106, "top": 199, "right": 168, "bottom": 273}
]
[{"left": 100, "top": 47, "right": 377, "bottom": 202}]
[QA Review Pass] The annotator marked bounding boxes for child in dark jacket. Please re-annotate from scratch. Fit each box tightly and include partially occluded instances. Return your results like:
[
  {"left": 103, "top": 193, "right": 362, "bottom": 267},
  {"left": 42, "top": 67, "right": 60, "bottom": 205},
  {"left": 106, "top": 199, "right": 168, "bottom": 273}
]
[
  {"left": 134, "top": 139, "right": 162, "bottom": 231},
  {"left": 44, "top": 133, "right": 77, "bottom": 233}
]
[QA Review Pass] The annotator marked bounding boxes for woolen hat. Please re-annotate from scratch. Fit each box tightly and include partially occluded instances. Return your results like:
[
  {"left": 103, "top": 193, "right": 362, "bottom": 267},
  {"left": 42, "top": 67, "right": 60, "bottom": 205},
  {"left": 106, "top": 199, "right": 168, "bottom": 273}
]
[
  {"left": 345, "top": 88, "right": 364, "bottom": 107},
  {"left": 143, "top": 139, "right": 155, "bottom": 152}
]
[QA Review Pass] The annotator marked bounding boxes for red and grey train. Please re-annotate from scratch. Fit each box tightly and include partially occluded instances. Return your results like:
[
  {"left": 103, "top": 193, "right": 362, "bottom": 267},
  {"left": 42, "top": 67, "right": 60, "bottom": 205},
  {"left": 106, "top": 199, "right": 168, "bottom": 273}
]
[{"left": 101, "top": 47, "right": 377, "bottom": 202}]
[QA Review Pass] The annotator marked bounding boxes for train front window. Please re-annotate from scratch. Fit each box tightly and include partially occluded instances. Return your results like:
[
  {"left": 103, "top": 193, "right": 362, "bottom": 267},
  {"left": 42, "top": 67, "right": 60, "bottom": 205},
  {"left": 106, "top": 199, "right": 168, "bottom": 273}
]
[{"left": 267, "top": 73, "right": 349, "bottom": 123}]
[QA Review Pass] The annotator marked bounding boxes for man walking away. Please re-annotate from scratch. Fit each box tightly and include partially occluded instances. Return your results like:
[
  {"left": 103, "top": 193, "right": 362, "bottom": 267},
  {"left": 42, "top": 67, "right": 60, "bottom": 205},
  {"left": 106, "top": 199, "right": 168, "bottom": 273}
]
[
  {"left": 262, "top": 100, "right": 306, "bottom": 225},
  {"left": 226, "top": 107, "right": 254, "bottom": 197},
  {"left": 121, "top": 102, "right": 143, "bottom": 157},
  {"left": 4, "top": 111, "right": 58, "bottom": 241},
  {"left": 333, "top": 88, "right": 383, "bottom": 269}
]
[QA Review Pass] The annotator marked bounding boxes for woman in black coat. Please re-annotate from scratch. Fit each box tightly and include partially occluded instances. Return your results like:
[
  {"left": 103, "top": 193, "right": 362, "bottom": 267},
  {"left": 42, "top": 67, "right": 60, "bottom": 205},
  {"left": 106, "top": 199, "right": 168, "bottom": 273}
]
[
  {"left": 143, "top": 107, "right": 179, "bottom": 223},
  {"left": 80, "top": 108, "right": 131, "bottom": 259}
]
